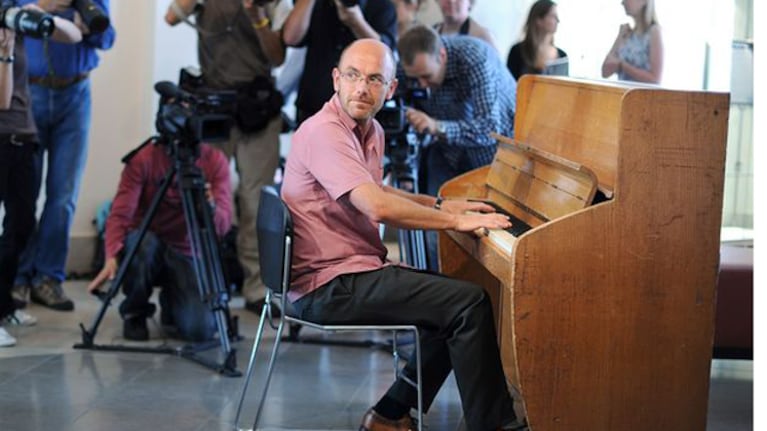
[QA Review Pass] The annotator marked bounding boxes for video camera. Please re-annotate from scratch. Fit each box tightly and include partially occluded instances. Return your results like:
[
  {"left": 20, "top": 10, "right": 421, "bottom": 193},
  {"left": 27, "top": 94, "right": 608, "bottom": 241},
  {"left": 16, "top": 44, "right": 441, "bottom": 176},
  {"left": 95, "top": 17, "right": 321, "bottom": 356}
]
[
  {"left": 0, "top": 2, "right": 54, "bottom": 39},
  {"left": 154, "top": 68, "right": 236, "bottom": 145},
  {"left": 376, "top": 79, "right": 428, "bottom": 137},
  {"left": 376, "top": 79, "right": 430, "bottom": 171}
]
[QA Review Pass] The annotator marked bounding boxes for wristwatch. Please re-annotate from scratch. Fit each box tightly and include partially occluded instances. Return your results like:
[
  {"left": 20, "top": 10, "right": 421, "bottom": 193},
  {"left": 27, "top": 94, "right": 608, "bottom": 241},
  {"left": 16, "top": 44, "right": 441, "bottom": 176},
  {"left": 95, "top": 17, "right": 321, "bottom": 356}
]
[{"left": 435, "top": 121, "right": 447, "bottom": 138}]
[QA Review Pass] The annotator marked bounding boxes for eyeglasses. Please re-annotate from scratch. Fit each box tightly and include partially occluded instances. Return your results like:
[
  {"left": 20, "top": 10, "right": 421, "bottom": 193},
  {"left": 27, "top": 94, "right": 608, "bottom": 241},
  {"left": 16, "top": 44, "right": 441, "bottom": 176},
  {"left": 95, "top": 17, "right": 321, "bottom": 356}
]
[{"left": 339, "top": 70, "right": 391, "bottom": 90}]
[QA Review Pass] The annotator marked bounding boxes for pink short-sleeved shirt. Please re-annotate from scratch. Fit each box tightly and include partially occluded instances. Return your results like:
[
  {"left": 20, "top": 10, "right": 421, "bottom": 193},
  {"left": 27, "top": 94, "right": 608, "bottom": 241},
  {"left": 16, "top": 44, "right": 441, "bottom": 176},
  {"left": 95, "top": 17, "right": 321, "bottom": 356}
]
[{"left": 282, "top": 95, "right": 389, "bottom": 302}]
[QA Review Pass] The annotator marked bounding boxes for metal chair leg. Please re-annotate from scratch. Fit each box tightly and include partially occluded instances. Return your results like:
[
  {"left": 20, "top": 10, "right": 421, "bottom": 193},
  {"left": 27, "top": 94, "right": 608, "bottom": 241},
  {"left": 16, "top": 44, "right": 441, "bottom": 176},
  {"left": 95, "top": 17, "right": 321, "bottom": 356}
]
[
  {"left": 250, "top": 314, "right": 286, "bottom": 429},
  {"left": 234, "top": 300, "right": 270, "bottom": 430}
]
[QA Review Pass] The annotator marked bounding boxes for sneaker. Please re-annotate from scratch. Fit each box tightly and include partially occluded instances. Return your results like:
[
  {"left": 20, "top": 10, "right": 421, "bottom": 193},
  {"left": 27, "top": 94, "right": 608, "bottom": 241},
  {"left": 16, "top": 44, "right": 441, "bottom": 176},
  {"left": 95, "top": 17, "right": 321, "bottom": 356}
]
[
  {"left": 4, "top": 309, "right": 37, "bottom": 326},
  {"left": 0, "top": 327, "right": 16, "bottom": 347},
  {"left": 123, "top": 317, "right": 149, "bottom": 341},
  {"left": 11, "top": 284, "right": 29, "bottom": 309},
  {"left": 30, "top": 277, "right": 74, "bottom": 311}
]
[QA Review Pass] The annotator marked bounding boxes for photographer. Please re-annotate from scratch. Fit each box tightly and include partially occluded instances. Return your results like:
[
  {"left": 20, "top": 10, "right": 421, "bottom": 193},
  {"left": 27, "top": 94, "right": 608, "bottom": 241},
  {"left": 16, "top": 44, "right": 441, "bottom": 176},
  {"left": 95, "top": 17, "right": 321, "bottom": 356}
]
[
  {"left": 282, "top": 0, "right": 396, "bottom": 124},
  {"left": 165, "top": 0, "right": 289, "bottom": 316},
  {"left": 13, "top": 0, "right": 115, "bottom": 313},
  {"left": 87, "top": 140, "right": 233, "bottom": 342},
  {"left": 398, "top": 25, "right": 516, "bottom": 271},
  {"left": 1, "top": 3, "right": 82, "bottom": 347}
]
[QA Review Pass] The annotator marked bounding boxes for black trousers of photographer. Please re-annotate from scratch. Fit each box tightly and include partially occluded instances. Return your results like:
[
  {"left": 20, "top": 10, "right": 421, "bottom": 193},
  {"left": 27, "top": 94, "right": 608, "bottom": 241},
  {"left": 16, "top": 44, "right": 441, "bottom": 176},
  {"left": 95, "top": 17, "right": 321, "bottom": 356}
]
[
  {"left": 119, "top": 230, "right": 216, "bottom": 342},
  {"left": 0, "top": 138, "right": 38, "bottom": 320}
]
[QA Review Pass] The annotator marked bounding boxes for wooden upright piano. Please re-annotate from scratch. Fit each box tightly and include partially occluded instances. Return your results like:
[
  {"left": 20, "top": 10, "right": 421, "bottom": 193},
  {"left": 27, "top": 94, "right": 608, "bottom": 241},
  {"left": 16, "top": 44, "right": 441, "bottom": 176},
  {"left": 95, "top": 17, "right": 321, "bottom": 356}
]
[{"left": 439, "top": 75, "right": 730, "bottom": 430}]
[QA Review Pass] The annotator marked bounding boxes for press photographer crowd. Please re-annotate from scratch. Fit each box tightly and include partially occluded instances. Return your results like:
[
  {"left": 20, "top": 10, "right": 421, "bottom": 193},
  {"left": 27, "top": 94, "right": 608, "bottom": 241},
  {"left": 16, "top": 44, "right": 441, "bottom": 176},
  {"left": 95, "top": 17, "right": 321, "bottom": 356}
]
[
  {"left": 0, "top": 0, "right": 513, "bottom": 354},
  {"left": 1, "top": 0, "right": 522, "bottom": 428}
]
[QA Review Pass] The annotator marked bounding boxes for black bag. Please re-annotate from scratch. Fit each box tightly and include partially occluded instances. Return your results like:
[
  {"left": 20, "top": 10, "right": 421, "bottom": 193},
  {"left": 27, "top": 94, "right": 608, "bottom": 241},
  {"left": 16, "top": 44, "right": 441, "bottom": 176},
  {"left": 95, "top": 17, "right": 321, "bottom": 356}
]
[{"left": 235, "top": 76, "right": 284, "bottom": 133}]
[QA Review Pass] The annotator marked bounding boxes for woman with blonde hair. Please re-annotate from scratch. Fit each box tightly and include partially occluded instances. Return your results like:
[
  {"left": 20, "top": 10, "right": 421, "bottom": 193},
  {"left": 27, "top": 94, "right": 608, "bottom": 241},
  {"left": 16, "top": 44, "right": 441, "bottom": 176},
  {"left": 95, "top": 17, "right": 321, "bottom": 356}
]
[
  {"left": 434, "top": 0, "right": 496, "bottom": 50},
  {"left": 601, "top": 0, "right": 663, "bottom": 83},
  {"left": 506, "top": 0, "right": 567, "bottom": 80}
]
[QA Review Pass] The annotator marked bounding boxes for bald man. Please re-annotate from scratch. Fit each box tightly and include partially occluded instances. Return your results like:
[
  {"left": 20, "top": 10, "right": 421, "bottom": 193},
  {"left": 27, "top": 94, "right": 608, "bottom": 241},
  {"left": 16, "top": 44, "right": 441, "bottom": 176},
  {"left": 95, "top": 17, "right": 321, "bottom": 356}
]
[{"left": 281, "top": 39, "right": 527, "bottom": 431}]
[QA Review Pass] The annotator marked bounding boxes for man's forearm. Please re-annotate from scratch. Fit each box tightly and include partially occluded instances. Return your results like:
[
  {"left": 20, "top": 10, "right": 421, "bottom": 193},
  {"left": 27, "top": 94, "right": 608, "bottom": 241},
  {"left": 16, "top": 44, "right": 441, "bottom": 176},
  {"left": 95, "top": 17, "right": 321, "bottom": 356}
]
[
  {"left": 383, "top": 185, "right": 437, "bottom": 207},
  {"left": 342, "top": 13, "right": 380, "bottom": 41},
  {"left": 282, "top": 0, "right": 314, "bottom": 46},
  {"left": 245, "top": 5, "right": 285, "bottom": 66},
  {"left": 0, "top": 40, "right": 12, "bottom": 109}
]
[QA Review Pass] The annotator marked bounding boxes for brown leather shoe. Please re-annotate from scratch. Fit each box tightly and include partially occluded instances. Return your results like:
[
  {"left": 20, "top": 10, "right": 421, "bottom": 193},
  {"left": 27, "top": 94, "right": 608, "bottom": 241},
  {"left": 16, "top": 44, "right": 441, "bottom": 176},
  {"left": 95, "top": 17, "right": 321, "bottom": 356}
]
[{"left": 359, "top": 408, "right": 415, "bottom": 431}]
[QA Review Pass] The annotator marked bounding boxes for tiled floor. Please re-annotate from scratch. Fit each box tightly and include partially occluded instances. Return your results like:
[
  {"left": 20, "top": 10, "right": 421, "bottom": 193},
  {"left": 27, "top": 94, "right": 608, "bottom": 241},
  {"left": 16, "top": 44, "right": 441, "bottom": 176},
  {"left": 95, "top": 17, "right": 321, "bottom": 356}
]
[{"left": 0, "top": 280, "right": 753, "bottom": 431}]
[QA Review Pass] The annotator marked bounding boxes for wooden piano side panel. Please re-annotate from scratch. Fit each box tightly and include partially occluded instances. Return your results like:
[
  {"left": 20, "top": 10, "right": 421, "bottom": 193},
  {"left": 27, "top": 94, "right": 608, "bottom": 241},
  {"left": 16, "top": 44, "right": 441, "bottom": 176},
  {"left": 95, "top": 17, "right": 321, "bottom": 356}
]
[{"left": 510, "top": 88, "right": 729, "bottom": 431}]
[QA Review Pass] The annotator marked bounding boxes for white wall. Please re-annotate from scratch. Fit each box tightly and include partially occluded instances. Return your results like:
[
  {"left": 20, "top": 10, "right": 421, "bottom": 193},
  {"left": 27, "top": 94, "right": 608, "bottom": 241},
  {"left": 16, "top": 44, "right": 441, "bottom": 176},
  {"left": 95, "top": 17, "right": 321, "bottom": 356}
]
[{"left": 66, "top": 0, "right": 198, "bottom": 270}]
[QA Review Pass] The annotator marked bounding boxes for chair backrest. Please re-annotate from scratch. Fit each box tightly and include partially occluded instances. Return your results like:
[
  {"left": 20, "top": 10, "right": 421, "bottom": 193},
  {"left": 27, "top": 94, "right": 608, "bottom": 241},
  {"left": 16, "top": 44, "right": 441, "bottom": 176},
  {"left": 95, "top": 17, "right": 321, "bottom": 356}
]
[{"left": 257, "top": 185, "right": 293, "bottom": 296}]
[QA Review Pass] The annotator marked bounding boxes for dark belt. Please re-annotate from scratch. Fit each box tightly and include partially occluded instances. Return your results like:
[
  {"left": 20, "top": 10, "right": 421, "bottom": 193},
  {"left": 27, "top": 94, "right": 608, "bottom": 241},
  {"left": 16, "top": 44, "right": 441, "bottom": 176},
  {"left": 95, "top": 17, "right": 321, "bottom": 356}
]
[
  {"left": 29, "top": 72, "right": 89, "bottom": 89},
  {"left": 0, "top": 133, "right": 37, "bottom": 146}
]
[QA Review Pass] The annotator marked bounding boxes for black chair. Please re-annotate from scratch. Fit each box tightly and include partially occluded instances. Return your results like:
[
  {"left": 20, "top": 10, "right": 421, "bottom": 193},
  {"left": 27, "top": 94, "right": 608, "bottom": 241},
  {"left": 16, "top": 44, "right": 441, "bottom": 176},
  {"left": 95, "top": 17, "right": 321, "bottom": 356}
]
[{"left": 234, "top": 185, "right": 423, "bottom": 430}]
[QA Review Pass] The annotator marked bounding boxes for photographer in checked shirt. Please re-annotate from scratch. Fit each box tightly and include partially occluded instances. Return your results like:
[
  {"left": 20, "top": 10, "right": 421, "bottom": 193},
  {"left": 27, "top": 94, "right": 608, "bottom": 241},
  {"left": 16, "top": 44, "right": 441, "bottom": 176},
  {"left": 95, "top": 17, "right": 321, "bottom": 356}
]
[{"left": 398, "top": 24, "right": 516, "bottom": 271}]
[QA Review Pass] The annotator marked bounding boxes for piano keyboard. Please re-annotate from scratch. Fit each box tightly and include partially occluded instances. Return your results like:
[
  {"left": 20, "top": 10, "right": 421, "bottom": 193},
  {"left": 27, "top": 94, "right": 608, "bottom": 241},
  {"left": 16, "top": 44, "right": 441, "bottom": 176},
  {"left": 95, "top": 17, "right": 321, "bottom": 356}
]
[
  {"left": 467, "top": 200, "right": 534, "bottom": 255},
  {"left": 470, "top": 200, "right": 534, "bottom": 237}
]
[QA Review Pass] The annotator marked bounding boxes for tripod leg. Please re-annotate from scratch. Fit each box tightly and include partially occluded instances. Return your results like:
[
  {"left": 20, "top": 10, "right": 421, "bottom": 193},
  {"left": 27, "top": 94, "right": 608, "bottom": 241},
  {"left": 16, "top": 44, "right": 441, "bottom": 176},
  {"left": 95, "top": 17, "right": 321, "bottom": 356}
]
[
  {"left": 175, "top": 160, "right": 239, "bottom": 375},
  {"left": 76, "top": 164, "right": 178, "bottom": 348}
]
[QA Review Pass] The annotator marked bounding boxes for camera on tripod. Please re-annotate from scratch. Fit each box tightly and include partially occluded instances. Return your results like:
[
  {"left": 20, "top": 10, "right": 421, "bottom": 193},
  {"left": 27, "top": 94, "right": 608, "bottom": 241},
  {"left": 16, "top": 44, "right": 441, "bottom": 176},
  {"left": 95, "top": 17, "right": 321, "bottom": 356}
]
[
  {"left": 0, "top": 2, "right": 54, "bottom": 39},
  {"left": 376, "top": 80, "right": 429, "bottom": 168},
  {"left": 154, "top": 68, "right": 237, "bottom": 145}
]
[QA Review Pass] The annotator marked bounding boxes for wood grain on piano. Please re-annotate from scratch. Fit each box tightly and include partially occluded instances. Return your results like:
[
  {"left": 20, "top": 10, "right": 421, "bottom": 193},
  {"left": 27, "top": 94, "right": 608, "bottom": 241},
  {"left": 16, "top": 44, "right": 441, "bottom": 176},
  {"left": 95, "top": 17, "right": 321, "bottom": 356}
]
[{"left": 439, "top": 76, "right": 729, "bottom": 431}]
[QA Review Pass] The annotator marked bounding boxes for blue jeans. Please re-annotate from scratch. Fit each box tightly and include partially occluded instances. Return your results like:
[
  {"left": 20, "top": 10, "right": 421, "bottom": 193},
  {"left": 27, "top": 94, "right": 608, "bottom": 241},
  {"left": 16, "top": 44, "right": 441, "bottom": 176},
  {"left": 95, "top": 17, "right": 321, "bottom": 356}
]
[
  {"left": 15, "top": 80, "right": 91, "bottom": 285},
  {"left": 119, "top": 231, "right": 216, "bottom": 342}
]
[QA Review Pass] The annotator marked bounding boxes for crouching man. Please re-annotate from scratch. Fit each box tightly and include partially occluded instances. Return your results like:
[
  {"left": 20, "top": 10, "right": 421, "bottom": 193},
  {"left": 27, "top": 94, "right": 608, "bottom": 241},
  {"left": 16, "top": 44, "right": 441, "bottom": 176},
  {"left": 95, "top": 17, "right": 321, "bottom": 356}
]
[{"left": 88, "top": 141, "right": 232, "bottom": 341}]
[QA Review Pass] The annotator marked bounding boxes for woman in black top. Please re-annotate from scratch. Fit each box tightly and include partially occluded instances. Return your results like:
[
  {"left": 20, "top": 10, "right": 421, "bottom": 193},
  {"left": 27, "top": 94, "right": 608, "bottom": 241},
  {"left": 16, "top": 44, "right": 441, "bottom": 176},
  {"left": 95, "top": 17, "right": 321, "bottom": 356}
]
[{"left": 506, "top": 0, "right": 567, "bottom": 80}]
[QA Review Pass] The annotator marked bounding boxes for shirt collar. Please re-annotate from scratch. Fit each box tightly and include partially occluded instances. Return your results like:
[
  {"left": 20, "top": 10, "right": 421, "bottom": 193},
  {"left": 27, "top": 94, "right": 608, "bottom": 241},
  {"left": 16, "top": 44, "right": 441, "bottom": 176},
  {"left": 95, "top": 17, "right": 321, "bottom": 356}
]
[{"left": 330, "top": 94, "right": 376, "bottom": 142}]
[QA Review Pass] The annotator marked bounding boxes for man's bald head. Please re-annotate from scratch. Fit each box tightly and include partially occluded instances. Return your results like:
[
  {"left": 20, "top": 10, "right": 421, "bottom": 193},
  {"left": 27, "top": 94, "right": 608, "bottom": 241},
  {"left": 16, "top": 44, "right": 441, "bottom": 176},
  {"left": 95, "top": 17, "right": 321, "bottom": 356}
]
[
  {"left": 332, "top": 38, "right": 399, "bottom": 126},
  {"left": 339, "top": 39, "right": 397, "bottom": 82}
]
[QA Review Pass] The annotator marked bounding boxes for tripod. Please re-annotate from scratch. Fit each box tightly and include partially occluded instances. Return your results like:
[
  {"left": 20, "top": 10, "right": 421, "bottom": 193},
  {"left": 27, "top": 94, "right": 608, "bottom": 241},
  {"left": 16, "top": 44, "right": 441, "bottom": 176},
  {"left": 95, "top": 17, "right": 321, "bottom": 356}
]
[
  {"left": 74, "top": 137, "right": 241, "bottom": 377},
  {"left": 383, "top": 129, "right": 428, "bottom": 270}
]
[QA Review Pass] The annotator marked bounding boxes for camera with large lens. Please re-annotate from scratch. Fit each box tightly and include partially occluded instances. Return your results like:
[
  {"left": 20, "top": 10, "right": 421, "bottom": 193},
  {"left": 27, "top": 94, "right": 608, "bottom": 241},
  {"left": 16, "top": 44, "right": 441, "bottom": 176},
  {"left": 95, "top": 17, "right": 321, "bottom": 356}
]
[
  {"left": 0, "top": 2, "right": 55, "bottom": 39},
  {"left": 377, "top": 77, "right": 430, "bottom": 171},
  {"left": 154, "top": 68, "right": 237, "bottom": 145},
  {"left": 71, "top": 0, "right": 109, "bottom": 34}
]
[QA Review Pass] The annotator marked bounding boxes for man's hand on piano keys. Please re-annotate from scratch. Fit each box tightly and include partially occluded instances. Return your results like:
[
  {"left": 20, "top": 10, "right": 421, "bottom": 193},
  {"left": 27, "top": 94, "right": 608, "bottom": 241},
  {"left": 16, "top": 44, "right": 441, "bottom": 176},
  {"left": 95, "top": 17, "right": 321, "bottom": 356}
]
[
  {"left": 440, "top": 199, "right": 497, "bottom": 215},
  {"left": 454, "top": 212, "right": 512, "bottom": 234}
]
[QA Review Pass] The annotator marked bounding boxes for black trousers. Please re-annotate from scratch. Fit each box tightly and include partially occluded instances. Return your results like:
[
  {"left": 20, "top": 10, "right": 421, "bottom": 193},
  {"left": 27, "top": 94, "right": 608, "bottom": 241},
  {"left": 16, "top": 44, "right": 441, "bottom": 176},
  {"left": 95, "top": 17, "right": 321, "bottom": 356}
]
[
  {"left": 293, "top": 265, "right": 516, "bottom": 431},
  {"left": 0, "top": 141, "right": 38, "bottom": 320}
]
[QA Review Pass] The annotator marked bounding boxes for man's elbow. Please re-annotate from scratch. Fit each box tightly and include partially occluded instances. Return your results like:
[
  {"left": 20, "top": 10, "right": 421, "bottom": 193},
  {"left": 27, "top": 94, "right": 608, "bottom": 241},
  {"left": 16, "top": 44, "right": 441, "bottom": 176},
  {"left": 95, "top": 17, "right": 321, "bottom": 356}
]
[
  {"left": 282, "top": 27, "right": 303, "bottom": 47},
  {"left": 165, "top": 10, "right": 180, "bottom": 26},
  {"left": 365, "top": 200, "right": 397, "bottom": 225}
]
